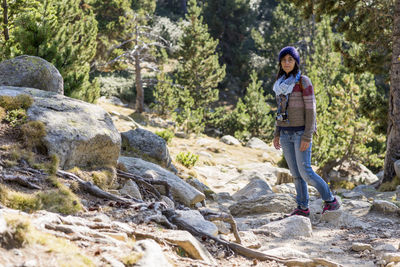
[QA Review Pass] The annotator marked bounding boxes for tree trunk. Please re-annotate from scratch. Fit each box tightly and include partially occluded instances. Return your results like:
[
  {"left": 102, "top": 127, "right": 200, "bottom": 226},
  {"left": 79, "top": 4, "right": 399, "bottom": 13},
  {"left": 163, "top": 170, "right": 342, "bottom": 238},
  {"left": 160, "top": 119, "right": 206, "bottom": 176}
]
[
  {"left": 383, "top": 0, "right": 400, "bottom": 183},
  {"left": 2, "top": 0, "right": 9, "bottom": 41},
  {"left": 134, "top": 25, "right": 144, "bottom": 113}
]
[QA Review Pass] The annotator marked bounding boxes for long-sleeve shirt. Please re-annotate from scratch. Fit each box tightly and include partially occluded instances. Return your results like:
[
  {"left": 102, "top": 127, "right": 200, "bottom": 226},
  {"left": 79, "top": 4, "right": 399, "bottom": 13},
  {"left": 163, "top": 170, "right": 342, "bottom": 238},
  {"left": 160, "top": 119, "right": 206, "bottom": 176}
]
[{"left": 274, "top": 75, "right": 317, "bottom": 142}]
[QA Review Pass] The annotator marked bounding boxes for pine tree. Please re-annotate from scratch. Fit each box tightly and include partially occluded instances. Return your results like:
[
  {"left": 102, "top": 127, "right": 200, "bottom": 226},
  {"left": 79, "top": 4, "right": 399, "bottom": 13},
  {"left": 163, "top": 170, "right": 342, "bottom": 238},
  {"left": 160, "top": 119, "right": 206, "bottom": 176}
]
[
  {"left": 203, "top": 0, "right": 254, "bottom": 88},
  {"left": 10, "top": 0, "right": 99, "bottom": 102},
  {"left": 89, "top": 0, "right": 134, "bottom": 71},
  {"left": 153, "top": 70, "right": 177, "bottom": 116},
  {"left": 241, "top": 70, "right": 274, "bottom": 139},
  {"left": 309, "top": 18, "right": 384, "bottom": 177},
  {"left": 174, "top": 0, "right": 225, "bottom": 132}
]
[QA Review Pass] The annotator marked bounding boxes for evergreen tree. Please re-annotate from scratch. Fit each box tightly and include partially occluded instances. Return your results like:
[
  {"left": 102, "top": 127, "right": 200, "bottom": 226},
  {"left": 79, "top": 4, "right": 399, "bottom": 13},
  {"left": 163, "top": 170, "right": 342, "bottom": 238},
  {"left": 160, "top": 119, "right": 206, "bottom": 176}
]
[
  {"left": 286, "top": 0, "right": 399, "bottom": 184},
  {"left": 309, "top": 18, "right": 384, "bottom": 177},
  {"left": 174, "top": 0, "right": 225, "bottom": 133},
  {"left": 203, "top": 0, "right": 254, "bottom": 89},
  {"left": 89, "top": 0, "right": 134, "bottom": 71},
  {"left": 10, "top": 0, "right": 99, "bottom": 102},
  {"left": 153, "top": 70, "right": 177, "bottom": 116},
  {"left": 241, "top": 70, "right": 274, "bottom": 139}
]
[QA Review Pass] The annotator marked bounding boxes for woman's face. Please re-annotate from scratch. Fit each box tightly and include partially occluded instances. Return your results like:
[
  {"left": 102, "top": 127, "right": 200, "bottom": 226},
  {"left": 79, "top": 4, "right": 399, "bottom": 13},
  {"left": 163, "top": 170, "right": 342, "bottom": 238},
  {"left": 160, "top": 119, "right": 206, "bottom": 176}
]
[{"left": 281, "top": 54, "right": 295, "bottom": 74}]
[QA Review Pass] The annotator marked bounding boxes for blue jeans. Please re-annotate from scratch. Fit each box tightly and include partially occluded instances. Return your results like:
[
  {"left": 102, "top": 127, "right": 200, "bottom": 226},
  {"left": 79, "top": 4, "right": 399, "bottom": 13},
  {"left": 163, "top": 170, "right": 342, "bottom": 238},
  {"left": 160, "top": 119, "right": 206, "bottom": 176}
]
[{"left": 280, "top": 130, "right": 334, "bottom": 209}]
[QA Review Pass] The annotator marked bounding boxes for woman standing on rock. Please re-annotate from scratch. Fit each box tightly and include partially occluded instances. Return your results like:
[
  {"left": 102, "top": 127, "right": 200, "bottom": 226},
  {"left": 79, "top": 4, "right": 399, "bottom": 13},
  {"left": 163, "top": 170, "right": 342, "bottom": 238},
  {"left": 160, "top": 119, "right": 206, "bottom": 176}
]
[{"left": 272, "top": 46, "right": 340, "bottom": 217}]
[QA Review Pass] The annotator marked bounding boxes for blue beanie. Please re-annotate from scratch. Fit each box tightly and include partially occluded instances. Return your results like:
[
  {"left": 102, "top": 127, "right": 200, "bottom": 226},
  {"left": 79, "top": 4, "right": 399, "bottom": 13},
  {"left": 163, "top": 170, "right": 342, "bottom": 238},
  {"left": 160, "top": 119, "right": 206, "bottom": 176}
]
[{"left": 278, "top": 46, "right": 300, "bottom": 65}]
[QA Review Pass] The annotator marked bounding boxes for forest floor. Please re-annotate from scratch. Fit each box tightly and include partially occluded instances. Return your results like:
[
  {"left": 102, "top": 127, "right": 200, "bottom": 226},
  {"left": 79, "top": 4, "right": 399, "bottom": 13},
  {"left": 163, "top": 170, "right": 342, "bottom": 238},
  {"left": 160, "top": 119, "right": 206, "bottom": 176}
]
[{"left": 0, "top": 102, "right": 399, "bottom": 267}]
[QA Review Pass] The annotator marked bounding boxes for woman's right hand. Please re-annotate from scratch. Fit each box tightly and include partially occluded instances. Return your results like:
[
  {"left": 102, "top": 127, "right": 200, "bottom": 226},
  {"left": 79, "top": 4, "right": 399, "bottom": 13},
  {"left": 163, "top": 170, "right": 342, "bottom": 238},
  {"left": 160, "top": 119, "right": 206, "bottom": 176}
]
[{"left": 273, "top": 136, "right": 281, "bottom": 150}]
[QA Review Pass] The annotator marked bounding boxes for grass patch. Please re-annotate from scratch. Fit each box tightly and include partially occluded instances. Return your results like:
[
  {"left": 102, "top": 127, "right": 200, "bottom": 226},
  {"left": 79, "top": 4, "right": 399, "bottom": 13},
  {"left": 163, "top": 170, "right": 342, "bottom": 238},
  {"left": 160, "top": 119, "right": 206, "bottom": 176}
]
[
  {"left": 378, "top": 175, "right": 400, "bottom": 192},
  {"left": 331, "top": 180, "right": 356, "bottom": 190},
  {"left": 121, "top": 252, "right": 144, "bottom": 266},
  {"left": 21, "top": 120, "right": 46, "bottom": 151},
  {"left": 0, "top": 181, "right": 82, "bottom": 214},
  {"left": 0, "top": 94, "right": 33, "bottom": 111},
  {"left": 0, "top": 106, "right": 5, "bottom": 121},
  {"left": 1, "top": 214, "right": 94, "bottom": 266},
  {"left": 67, "top": 166, "right": 116, "bottom": 190},
  {"left": 5, "top": 108, "right": 27, "bottom": 127}
]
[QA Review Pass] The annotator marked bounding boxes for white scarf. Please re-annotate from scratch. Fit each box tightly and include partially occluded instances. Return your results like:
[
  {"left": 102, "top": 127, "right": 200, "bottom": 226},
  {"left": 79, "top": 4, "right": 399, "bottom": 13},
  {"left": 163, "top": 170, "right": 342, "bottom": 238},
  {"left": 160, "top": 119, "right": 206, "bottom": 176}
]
[{"left": 273, "top": 71, "right": 301, "bottom": 95}]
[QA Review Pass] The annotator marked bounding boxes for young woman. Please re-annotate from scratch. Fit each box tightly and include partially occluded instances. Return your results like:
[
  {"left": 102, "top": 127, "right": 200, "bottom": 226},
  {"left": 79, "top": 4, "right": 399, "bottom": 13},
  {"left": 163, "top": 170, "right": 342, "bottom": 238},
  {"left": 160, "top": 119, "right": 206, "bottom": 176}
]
[{"left": 272, "top": 46, "right": 340, "bottom": 216}]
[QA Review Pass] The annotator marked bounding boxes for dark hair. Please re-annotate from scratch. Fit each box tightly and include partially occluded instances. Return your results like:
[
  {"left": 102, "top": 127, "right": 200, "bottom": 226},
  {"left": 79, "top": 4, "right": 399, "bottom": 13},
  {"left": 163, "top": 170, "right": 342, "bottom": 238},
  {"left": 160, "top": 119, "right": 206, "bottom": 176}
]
[{"left": 275, "top": 62, "right": 300, "bottom": 80}]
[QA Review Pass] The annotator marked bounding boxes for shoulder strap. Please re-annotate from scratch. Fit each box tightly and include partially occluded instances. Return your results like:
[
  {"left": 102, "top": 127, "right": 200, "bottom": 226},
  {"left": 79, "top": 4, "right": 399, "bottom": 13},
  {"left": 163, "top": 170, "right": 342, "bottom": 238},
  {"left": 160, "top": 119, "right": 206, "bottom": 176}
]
[{"left": 298, "top": 75, "right": 304, "bottom": 91}]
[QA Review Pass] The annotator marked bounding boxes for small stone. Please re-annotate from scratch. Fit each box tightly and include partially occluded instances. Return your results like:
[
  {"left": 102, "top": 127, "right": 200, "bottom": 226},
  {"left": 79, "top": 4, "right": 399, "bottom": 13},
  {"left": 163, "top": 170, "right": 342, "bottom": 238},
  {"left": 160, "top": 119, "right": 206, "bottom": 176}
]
[
  {"left": 374, "top": 244, "right": 397, "bottom": 252},
  {"left": 382, "top": 252, "right": 400, "bottom": 263},
  {"left": 216, "top": 251, "right": 225, "bottom": 259},
  {"left": 352, "top": 242, "right": 373, "bottom": 252}
]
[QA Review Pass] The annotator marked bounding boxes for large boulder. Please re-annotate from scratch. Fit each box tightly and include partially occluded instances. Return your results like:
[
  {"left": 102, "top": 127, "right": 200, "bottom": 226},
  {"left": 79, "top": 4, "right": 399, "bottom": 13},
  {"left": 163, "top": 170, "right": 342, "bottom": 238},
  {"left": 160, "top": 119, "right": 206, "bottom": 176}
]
[
  {"left": 232, "top": 178, "right": 273, "bottom": 201},
  {"left": 0, "top": 87, "right": 121, "bottom": 169},
  {"left": 0, "top": 56, "right": 63, "bottom": 94},
  {"left": 118, "top": 156, "right": 205, "bottom": 206},
  {"left": 121, "top": 128, "right": 172, "bottom": 168}
]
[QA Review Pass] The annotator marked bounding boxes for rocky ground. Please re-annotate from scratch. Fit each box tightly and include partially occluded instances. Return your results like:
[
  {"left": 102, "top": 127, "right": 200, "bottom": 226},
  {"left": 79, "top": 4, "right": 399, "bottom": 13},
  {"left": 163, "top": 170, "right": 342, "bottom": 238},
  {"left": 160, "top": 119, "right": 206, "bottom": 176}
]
[{"left": 0, "top": 100, "right": 399, "bottom": 267}]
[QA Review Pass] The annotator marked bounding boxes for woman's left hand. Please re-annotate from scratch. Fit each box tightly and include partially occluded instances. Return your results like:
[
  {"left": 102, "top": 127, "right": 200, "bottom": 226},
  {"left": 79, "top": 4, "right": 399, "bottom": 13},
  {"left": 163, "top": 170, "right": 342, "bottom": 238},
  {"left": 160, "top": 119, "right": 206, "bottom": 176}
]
[{"left": 300, "top": 140, "right": 310, "bottom": 152}]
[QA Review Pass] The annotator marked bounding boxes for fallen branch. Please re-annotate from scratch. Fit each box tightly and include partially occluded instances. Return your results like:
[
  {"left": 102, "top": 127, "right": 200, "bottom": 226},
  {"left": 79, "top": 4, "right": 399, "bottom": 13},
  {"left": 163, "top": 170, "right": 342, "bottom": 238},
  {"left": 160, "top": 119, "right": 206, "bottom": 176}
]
[
  {"left": 1, "top": 174, "right": 41, "bottom": 189},
  {"left": 57, "top": 170, "right": 133, "bottom": 204},
  {"left": 199, "top": 209, "right": 242, "bottom": 244},
  {"left": 162, "top": 209, "right": 288, "bottom": 263},
  {"left": 117, "top": 169, "right": 173, "bottom": 200}
]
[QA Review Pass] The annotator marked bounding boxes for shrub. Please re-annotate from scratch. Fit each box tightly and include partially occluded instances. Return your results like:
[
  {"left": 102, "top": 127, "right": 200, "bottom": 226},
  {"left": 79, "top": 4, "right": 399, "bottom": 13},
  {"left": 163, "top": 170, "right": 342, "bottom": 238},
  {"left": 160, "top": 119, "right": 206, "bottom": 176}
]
[
  {"left": 156, "top": 129, "right": 174, "bottom": 144},
  {"left": 5, "top": 109, "right": 27, "bottom": 127},
  {"left": 0, "top": 106, "right": 5, "bottom": 121},
  {"left": 21, "top": 121, "right": 46, "bottom": 150},
  {"left": 0, "top": 94, "right": 33, "bottom": 111},
  {"left": 176, "top": 151, "right": 199, "bottom": 168},
  {"left": 378, "top": 175, "right": 400, "bottom": 192}
]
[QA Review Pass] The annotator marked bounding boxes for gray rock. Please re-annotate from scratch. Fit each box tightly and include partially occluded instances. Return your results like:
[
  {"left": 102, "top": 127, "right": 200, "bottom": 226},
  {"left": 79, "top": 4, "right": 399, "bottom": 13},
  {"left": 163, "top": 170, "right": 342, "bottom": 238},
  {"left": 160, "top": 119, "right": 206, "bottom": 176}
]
[
  {"left": 258, "top": 215, "right": 312, "bottom": 238},
  {"left": 394, "top": 160, "right": 400, "bottom": 179},
  {"left": 374, "top": 244, "right": 398, "bottom": 252},
  {"left": 97, "top": 96, "right": 127, "bottom": 107},
  {"left": 174, "top": 210, "right": 218, "bottom": 236},
  {"left": 396, "top": 185, "right": 400, "bottom": 202},
  {"left": 0, "top": 55, "right": 63, "bottom": 94},
  {"left": 220, "top": 135, "right": 241, "bottom": 146},
  {"left": 159, "top": 230, "right": 216, "bottom": 265},
  {"left": 370, "top": 200, "right": 400, "bottom": 214},
  {"left": 232, "top": 178, "right": 273, "bottom": 201},
  {"left": 352, "top": 242, "right": 373, "bottom": 252},
  {"left": 121, "top": 128, "right": 172, "bottom": 168},
  {"left": 132, "top": 239, "right": 173, "bottom": 267},
  {"left": 229, "top": 194, "right": 296, "bottom": 216},
  {"left": 353, "top": 185, "right": 377, "bottom": 198},
  {"left": 0, "top": 87, "right": 121, "bottom": 169},
  {"left": 262, "top": 247, "right": 309, "bottom": 259},
  {"left": 328, "top": 161, "right": 379, "bottom": 185},
  {"left": 246, "top": 137, "right": 270, "bottom": 150},
  {"left": 118, "top": 156, "right": 204, "bottom": 206},
  {"left": 238, "top": 231, "right": 261, "bottom": 249},
  {"left": 119, "top": 180, "right": 142, "bottom": 200},
  {"left": 320, "top": 210, "right": 369, "bottom": 229},
  {"left": 0, "top": 212, "right": 7, "bottom": 234},
  {"left": 342, "top": 191, "right": 366, "bottom": 199},
  {"left": 187, "top": 178, "right": 213, "bottom": 195}
]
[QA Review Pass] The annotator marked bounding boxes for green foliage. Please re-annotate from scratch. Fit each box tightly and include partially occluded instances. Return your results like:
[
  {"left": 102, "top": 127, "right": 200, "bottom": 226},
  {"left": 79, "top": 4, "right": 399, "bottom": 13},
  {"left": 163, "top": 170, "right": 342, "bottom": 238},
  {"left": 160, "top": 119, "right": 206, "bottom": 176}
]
[
  {"left": 89, "top": 0, "right": 134, "bottom": 71},
  {"left": 21, "top": 121, "right": 46, "bottom": 150},
  {"left": 5, "top": 109, "right": 27, "bottom": 127},
  {"left": 156, "top": 129, "right": 174, "bottom": 144},
  {"left": 176, "top": 151, "right": 199, "bottom": 168},
  {"left": 153, "top": 71, "right": 178, "bottom": 116},
  {"left": 309, "top": 18, "right": 385, "bottom": 172},
  {"left": 203, "top": 0, "right": 255, "bottom": 87},
  {"left": 288, "top": 0, "right": 394, "bottom": 77},
  {"left": 8, "top": 0, "right": 99, "bottom": 102},
  {"left": 173, "top": 0, "right": 226, "bottom": 133},
  {"left": 378, "top": 175, "right": 400, "bottom": 192},
  {"left": 0, "top": 94, "right": 33, "bottom": 111},
  {"left": 208, "top": 71, "right": 274, "bottom": 141}
]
